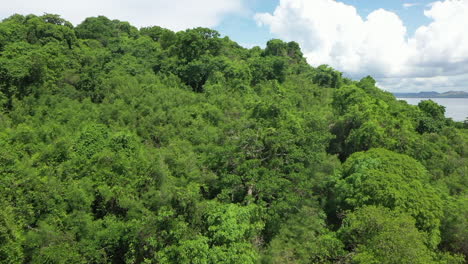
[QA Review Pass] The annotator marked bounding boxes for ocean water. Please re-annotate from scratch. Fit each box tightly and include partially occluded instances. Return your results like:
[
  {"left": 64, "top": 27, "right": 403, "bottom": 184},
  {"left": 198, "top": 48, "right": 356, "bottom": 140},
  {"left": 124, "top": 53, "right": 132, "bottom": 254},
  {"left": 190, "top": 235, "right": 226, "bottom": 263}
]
[{"left": 397, "top": 98, "right": 468, "bottom": 122}]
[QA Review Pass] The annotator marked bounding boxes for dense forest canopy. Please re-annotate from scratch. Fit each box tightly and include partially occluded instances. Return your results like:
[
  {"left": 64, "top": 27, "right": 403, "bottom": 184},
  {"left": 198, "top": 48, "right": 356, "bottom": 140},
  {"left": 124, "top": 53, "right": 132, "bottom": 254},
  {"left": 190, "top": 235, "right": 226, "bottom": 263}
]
[{"left": 0, "top": 14, "right": 467, "bottom": 263}]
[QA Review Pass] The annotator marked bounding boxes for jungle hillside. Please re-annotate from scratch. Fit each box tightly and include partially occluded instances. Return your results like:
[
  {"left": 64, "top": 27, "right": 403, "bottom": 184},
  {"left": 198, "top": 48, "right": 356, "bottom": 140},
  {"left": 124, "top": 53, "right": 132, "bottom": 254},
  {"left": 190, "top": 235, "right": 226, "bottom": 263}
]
[{"left": 0, "top": 14, "right": 467, "bottom": 264}]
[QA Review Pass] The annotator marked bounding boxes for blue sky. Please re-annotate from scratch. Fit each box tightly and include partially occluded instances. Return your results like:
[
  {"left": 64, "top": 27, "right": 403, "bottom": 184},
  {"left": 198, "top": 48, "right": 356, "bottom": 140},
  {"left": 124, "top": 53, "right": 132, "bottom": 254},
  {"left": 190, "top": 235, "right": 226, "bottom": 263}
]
[{"left": 1, "top": 0, "right": 467, "bottom": 92}]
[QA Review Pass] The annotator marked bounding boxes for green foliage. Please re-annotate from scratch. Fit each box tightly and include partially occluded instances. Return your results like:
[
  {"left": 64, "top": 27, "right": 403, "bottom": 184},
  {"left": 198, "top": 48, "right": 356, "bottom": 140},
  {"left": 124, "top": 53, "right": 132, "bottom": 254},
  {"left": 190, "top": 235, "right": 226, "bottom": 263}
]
[
  {"left": 440, "top": 196, "right": 468, "bottom": 258},
  {"left": 335, "top": 148, "right": 443, "bottom": 247},
  {"left": 0, "top": 201, "right": 24, "bottom": 263},
  {"left": 249, "top": 56, "right": 287, "bottom": 85},
  {"left": 312, "top": 64, "right": 343, "bottom": 88},
  {"left": 0, "top": 41, "right": 46, "bottom": 101},
  {"left": 417, "top": 100, "right": 447, "bottom": 133},
  {"left": 0, "top": 13, "right": 466, "bottom": 263},
  {"left": 328, "top": 79, "right": 434, "bottom": 161},
  {"left": 172, "top": 27, "right": 222, "bottom": 63},
  {"left": 75, "top": 16, "right": 138, "bottom": 46},
  {"left": 266, "top": 206, "right": 344, "bottom": 264},
  {"left": 264, "top": 39, "right": 304, "bottom": 63},
  {"left": 140, "top": 26, "right": 175, "bottom": 49},
  {"left": 339, "top": 206, "right": 452, "bottom": 264}
]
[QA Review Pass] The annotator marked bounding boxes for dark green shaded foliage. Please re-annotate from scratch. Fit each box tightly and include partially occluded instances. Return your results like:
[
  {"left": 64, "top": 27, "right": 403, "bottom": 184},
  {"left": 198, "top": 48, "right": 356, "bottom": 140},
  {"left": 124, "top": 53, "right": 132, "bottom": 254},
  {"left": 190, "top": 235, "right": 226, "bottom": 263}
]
[
  {"left": 313, "top": 64, "right": 343, "bottom": 88},
  {"left": 417, "top": 99, "right": 447, "bottom": 134},
  {"left": 265, "top": 206, "right": 345, "bottom": 264}
]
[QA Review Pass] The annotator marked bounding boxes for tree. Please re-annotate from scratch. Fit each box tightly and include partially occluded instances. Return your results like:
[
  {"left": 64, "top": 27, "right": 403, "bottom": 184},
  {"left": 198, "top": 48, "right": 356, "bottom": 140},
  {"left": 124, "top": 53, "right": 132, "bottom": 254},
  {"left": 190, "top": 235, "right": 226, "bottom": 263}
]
[
  {"left": 334, "top": 148, "right": 443, "bottom": 247},
  {"left": 264, "top": 39, "right": 305, "bottom": 64},
  {"left": 440, "top": 196, "right": 468, "bottom": 259},
  {"left": 264, "top": 39, "right": 287, "bottom": 57},
  {"left": 249, "top": 56, "right": 287, "bottom": 85},
  {"left": 75, "top": 16, "right": 138, "bottom": 46},
  {"left": 312, "top": 65, "right": 343, "bottom": 88},
  {"left": 172, "top": 28, "right": 222, "bottom": 62},
  {"left": 417, "top": 100, "right": 447, "bottom": 134},
  {"left": 204, "top": 202, "right": 263, "bottom": 264},
  {"left": 338, "top": 206, "right": 461, "bottom": 264},
  {"left": 266, "top": 206, "right": 344, "bottom": 264},
  {"left": 0, "top": 41, "right": 46, "bottom": 103},
  {"left": 140, "top": 26, "right": 176, "bottom": 49},
  {"left": 25, "top": 14, "right": 77, "bottom": 48}
]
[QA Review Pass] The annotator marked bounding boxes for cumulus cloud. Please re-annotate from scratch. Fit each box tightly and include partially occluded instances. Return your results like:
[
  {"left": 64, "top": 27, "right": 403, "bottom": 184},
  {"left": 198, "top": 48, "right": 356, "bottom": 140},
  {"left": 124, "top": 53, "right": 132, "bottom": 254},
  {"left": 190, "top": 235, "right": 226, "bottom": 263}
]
[
  {"left": 255, "top": 0, "right": 468, "bottom": 92},
  {"left": 0, "top": 0, "right": 246, "bottom": 31}
]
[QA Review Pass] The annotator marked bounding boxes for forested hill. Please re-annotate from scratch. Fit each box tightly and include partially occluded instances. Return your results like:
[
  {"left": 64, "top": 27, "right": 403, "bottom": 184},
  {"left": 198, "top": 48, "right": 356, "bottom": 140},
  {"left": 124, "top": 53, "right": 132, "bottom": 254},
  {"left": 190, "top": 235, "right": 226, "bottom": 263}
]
[{"left": 1, "top": 14, "right": 467, "bottom": 264}]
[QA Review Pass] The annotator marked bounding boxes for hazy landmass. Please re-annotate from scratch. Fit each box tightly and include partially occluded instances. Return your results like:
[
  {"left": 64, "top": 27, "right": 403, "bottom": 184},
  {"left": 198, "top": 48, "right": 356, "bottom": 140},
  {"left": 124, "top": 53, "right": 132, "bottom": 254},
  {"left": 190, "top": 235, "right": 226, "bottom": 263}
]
[{"left": 394, "top": 91, "right": 468, "bottom": 98}]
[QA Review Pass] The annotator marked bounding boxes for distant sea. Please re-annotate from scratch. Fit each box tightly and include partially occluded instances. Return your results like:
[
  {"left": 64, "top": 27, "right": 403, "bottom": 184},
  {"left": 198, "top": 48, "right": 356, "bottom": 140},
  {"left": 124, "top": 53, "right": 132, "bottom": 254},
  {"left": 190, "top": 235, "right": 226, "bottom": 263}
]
[{"left": 397, "top": 98, "right": 468, "bottom": 121}]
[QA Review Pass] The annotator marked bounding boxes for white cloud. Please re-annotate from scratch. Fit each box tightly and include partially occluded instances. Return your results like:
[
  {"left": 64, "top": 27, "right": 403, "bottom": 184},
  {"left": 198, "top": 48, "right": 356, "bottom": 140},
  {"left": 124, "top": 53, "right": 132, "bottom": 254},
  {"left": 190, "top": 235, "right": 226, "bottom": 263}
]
[
  {"left": 403, "top": 3, "right": 420, "bottom": 8},
  {"left": 378, "top": 73, "right": 468, "bottom": 92},
  {"left": 0, "top": 0, "right": 246, "bottom": 31},
  {"left": 255, "top": 0, "right": 468, "bottom": 92}
]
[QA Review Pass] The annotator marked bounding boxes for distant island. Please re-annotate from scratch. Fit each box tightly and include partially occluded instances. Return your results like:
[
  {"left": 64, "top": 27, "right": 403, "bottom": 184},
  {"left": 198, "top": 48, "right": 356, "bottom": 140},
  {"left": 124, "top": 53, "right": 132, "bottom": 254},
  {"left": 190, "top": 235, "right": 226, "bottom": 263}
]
[{"left": 394, "top": 91, "right": 468, "bottom": 98}]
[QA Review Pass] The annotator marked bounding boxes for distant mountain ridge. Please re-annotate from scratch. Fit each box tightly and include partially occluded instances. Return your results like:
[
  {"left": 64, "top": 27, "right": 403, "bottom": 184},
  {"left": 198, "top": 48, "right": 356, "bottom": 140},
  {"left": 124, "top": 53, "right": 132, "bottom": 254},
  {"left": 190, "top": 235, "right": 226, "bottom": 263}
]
[{"left": 394, "top": 91, "right": 468, "bottom": 98}]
